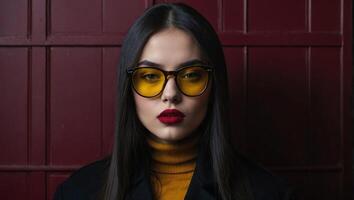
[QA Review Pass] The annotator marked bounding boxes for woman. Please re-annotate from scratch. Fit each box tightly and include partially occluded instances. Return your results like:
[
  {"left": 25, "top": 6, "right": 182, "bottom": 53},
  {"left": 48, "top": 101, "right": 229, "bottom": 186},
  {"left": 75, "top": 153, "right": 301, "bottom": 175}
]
[{"left": 54, "top": 3, "right": 295, "bottom": 200}]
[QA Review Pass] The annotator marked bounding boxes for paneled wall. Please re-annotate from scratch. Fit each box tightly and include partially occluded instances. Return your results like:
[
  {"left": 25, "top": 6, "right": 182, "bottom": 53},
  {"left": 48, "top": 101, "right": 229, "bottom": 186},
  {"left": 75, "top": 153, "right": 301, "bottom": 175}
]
[{"left": 0, "top": 0, "right": 351, "bottom": 199}]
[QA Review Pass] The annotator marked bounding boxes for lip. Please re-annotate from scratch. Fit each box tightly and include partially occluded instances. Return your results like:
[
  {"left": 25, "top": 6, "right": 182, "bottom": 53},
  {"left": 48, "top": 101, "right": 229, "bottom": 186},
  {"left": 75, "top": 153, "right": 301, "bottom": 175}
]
[{"left": 157, "top": 109, "right": 185, "bottom": 125}]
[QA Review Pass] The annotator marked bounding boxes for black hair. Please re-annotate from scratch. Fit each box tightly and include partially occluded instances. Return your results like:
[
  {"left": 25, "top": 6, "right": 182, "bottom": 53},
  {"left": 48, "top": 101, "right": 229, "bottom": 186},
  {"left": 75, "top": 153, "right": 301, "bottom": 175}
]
[{"left": 102, "top": 3, "right": 241, "bottom": 200}]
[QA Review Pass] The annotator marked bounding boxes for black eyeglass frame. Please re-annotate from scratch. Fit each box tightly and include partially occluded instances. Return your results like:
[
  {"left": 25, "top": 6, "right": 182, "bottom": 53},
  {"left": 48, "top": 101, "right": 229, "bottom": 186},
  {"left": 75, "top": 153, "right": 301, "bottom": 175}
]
[{"left": 126, "top": 64, "right": 213, "bottom": 98}]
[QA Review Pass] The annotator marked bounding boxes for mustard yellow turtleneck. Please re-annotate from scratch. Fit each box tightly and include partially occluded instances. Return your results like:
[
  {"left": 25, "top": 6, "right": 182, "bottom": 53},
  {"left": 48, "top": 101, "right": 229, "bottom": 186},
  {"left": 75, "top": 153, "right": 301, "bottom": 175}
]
[{"left": 146, "top": 134, "right": 199, "bottom": 200}]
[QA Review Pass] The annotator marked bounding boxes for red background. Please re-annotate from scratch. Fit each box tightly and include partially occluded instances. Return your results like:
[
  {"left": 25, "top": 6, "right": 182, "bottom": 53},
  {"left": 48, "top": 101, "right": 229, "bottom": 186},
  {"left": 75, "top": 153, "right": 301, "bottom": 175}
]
[{"left": 0, "top": 0, "right": 351, "bottom": 199}]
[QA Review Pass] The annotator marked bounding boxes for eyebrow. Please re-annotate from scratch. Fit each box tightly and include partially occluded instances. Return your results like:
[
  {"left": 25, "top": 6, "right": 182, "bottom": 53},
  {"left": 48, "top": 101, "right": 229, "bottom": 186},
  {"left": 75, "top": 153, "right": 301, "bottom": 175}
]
[{"left": 136, "top": 59, "right": 207, "bottom": 69}]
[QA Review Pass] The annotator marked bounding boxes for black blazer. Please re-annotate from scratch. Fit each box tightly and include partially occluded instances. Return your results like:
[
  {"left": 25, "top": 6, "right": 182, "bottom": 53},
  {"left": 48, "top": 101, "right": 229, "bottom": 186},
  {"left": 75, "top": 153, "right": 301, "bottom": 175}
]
[{"left": 53, "top": 148, "right": 296, "bottom": 200}]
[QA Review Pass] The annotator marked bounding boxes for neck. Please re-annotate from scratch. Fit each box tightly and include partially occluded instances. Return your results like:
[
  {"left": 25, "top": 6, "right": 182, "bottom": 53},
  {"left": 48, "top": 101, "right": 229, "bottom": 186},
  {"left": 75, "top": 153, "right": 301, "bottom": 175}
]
[
  {"left": 145, "top": 129, "right": 201, "bottom": 144},
  {"left": 146, "top": 132, "right": 200, "bottom": 174}
]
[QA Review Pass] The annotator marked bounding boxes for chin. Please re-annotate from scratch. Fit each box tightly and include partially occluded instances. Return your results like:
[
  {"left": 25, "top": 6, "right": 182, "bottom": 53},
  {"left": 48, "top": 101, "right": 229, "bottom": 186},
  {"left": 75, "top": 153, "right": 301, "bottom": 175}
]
[{"left": 157, "top": 132, "right": 187, "bottom": 142}]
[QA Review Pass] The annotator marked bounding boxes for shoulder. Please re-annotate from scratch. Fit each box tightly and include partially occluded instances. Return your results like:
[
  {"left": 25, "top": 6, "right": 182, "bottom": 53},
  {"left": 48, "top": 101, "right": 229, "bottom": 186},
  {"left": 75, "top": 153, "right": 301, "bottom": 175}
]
[
  {"left": 53, "top": 157, "right": 109, "bottom": 200},
  {"left": 234, "top": 152, "right": 297, "bottom": 200}
]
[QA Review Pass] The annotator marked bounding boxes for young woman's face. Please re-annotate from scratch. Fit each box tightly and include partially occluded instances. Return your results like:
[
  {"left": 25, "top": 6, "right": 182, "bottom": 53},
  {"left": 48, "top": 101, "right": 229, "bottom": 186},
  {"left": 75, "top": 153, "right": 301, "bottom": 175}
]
[{"left": 133, "top": 27, "right": 212, "bottom": 143}]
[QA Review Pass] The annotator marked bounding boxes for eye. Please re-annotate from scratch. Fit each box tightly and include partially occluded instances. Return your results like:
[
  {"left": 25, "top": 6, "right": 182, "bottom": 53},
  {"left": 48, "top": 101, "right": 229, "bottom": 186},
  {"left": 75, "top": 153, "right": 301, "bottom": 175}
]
[
  {"left": 180, "top": 68, "right": 203, "bottom": 80},
  {"left": 142, "top": 73, "right": 161, "bottom": 81},
  {"left": 182, "top": 72, "right": 201, "bottom": 79}
]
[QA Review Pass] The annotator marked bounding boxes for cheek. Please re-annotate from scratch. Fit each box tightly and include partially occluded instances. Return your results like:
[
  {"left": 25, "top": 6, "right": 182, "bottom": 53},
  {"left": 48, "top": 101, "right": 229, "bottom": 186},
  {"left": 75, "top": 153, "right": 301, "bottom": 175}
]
[
  {"left": 188, "top": 93, "right": 211, "bottom": 118},
  {"left": 198, "top": 85, "right": 212, "bottom": 110},
  {"left": 133, "top": 93, "right": 150, "bottom": 118}
]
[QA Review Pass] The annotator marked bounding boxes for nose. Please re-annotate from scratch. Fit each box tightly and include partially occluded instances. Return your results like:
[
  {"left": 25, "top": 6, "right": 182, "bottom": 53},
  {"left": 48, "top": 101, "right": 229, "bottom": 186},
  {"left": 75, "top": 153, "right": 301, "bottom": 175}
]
[{"left": 161, "top": 75, "right": 182, "bottom": 104}]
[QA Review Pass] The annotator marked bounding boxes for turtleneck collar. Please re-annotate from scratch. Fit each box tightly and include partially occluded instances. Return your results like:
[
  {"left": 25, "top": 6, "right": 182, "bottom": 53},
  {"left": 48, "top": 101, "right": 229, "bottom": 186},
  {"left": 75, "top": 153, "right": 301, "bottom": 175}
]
[{"left": 146, "top": 133, "right": 200, "bottom": 174}]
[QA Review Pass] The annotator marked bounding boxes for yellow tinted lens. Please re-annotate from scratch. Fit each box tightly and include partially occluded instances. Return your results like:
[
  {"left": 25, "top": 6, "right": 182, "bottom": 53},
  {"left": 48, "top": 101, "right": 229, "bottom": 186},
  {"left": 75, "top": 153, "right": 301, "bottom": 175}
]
[
  {"left": 132, "top": 68, "right": 164, "bottom": 97},
  {"left": 177, "top": 66, "right": 209, "bottom": 96}
]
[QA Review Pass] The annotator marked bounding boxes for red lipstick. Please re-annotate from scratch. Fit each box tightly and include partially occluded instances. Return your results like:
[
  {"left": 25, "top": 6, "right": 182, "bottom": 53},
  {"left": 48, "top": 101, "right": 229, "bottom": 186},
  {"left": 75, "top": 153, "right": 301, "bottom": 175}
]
[{"left": 157, "top": 109, "right": 185, "bottom": 125}]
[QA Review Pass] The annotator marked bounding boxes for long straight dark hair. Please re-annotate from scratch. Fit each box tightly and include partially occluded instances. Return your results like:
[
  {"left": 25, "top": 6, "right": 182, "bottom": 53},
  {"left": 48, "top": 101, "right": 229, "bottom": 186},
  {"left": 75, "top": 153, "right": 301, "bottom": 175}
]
[{"left": 102, "top": 3, "right": 239, "bottom": 200}]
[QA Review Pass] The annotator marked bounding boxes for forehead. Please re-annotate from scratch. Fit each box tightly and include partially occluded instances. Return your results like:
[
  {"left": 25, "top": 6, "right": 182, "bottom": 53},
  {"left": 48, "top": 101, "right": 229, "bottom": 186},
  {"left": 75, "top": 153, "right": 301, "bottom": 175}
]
[{"left": 139, "top": 27, "right": 202, "bottom": 70}]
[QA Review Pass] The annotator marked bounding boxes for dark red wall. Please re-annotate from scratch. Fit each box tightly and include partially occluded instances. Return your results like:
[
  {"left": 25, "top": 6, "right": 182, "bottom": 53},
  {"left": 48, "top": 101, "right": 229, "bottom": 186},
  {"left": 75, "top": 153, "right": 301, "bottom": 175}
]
[{"left": 0, "top": 0, "right": 351, "bottom": 199}]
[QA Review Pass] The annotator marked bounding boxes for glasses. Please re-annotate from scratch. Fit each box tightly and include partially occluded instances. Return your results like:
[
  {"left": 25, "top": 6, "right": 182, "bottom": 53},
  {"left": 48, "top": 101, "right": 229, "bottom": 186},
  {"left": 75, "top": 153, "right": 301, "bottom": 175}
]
[{"left": 127, "top": 64, "right": 213, "bottom": 98}]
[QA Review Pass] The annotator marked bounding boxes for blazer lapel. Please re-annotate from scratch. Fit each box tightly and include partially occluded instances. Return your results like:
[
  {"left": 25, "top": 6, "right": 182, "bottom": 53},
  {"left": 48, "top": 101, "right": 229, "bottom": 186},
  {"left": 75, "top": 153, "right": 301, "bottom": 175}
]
[
  {"left": 128, "top": 165, "right": 154, "bottom": 200},
  {"left": 128, "top": 176, "right": 154, "bottom": 200},
  {"left": 128, "top": 144, "right": 219, "bottom": 200},
  {"left": 184, "top": 145, "right": 219, "bottom": 200}
]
